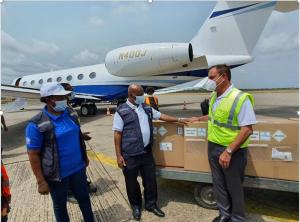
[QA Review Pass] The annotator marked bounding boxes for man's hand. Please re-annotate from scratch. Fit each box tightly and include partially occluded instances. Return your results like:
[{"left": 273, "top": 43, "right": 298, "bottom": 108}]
[
  {"left": 219, "top": 151, "right": 231, "bottom": 169},
  {"left": 1, "top": 207, "right": 8, "bottom": 217},
  {"left": 3, "top": 126, "right": 8, "bottom": 132},
  {"left": 117, "top": 155, "right": 126, "bottom": 169},
  {"left": 38, "top": 180, "right": 50, "bottom": 195},
  {"left": 82, "top": 132, "right": 92, "bottom": 141},
  {"left": 187, "top": 117, "right": 201, "bottom": 123}
]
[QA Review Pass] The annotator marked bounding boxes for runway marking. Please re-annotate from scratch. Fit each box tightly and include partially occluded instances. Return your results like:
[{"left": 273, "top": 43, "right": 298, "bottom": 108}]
[
  {"left": 246, "top": 199, "right": 298, "bottom": 222},
  {"left": 87, "top": 150, "right": 118, "bottom": 168}
]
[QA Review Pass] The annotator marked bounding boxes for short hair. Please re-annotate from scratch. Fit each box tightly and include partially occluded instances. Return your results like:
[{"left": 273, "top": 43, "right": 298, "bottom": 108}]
[
  {"left": 60, "top": 83, "right": 73, "bottom": 91},
  {"left": 208, "top": 64, "right": 231, "bottom": 81},
  {"left": 145, "top": 87, "right": 155, "bottom": 94},
  {"left": 40, "top": 96, "right": 50, "bottom": 103}
]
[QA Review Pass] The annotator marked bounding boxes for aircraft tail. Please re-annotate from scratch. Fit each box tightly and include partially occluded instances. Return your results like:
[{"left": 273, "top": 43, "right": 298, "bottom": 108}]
[{"left": 190, "top": 1, "right": 297, "bottom": 58}]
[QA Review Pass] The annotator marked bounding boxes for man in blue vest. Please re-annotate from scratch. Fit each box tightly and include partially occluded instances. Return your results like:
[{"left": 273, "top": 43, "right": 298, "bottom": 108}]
[
  {"left": 113, "top": 84, "right": 189, "bottom": 221},
  {"left": 191, "top": 65, "right": 256, "bottom": 222}
]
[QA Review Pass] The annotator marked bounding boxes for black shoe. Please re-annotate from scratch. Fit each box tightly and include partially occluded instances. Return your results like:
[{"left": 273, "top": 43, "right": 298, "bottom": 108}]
[
  {"left": 212, "top": 215, "right": 230, "bottom": 222},
  {"left": 88, "top": 183, "right": 97, "bottom": 193},
  {"left": 132, "top": 206, "right": 141, "bottom": 221},
  {"left": 146, "top": 206, "right": 165, "bottom": 217}
]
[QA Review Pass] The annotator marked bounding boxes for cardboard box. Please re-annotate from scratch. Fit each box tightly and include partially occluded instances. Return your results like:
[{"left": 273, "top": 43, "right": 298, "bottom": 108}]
[
  {"left": 152, "top": 121, "right": 184, "bottom": 167},
  {"left": 246, "top": 144, "right": 299, "bottom": 181},
  {"left": 250, "top": 118, "right": 298, "bottom": 145},
  {"left": 182, "top": 119, "right": 299, "bottom": 181},
  {"left": 183, "top": 122, "right": 210, "bottom": 172}
]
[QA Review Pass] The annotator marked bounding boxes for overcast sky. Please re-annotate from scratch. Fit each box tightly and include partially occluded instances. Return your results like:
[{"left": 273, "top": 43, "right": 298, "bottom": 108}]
[{"left": 1, "top": 1, "right": 299, "bottom": 89}]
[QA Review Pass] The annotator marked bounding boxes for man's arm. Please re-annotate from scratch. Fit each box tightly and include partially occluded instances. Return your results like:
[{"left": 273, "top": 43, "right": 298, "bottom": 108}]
[
  {"left": 27, "top": 150, "right": 49, "bottom": 194},
  {"left": 194, "top": 115, "right": 209, "bottom": 122},
  {"left": 228, "top": 125, "right": 253, "bottom": 152},
  {"left": 219, "top": 125, "right": 253, "bottom": 169},
  {"left": 159, "top": 113, "right": 179, "bottom": 122},
  {"left": 114, "top": 131, "right": 126, "bottom": 169}
]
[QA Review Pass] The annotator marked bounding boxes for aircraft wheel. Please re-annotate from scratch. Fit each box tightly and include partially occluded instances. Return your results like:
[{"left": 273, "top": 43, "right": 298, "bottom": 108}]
[
  {"left": 88, "top": 104, "right": 97, "bottom": 115},
  {"left": 80, "top": 104, "right": 89, "bottom": 116}
]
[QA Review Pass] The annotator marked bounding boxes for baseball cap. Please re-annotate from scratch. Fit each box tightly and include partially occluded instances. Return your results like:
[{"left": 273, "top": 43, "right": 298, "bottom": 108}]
[{"left": 40, "top": 82, "right": 71, "bottom": 97}]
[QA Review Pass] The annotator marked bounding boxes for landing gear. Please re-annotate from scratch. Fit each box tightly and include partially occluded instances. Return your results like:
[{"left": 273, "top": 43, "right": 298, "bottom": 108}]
[{"left": 80, "top": 103, "right": 97, "bottom": 116}]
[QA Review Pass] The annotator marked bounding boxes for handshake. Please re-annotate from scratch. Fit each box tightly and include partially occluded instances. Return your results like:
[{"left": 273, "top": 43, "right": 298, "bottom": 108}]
[{"left": 177, "top": 115, "right": 208, "bottom": 124}]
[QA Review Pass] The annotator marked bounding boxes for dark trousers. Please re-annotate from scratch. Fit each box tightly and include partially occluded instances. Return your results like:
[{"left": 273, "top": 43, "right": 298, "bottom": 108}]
[
  {"left": 208, "top": 142, "right": 247, "bottom": 222},
  {"left": 123, "top": 151, "right": 157, "bottom": 209},
  {"left": 2, "top": 215, "right": 8, "bottom": 222},
  {"left": 47, "top": 167, "right": 94, "bottom": 222}
]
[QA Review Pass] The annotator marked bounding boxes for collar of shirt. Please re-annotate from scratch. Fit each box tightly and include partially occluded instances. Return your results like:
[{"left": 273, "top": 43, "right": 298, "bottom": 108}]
[
  {"left": 216, "top": 84, "right": 234, "bottom": 100},
  {"left": 126, "top": 99, "right": 142, "bottom": 110},
  {"left": 43, "top": 106, "right": 68, "bottom": 121}
]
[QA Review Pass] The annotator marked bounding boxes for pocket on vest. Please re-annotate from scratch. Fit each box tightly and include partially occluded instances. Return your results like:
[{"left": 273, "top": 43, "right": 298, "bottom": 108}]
[
  {"left": 122, "top": 138, "right": 142, "bottom": 155},
  {"left": 41, "top": 158, "right": 54, "bottom": 177}
]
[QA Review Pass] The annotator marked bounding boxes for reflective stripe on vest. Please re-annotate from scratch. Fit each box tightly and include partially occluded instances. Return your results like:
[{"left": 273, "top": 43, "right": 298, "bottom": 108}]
[
  {"left": 208, "top": 88, "right": 254, "bottom": 148},
  {"left": 208, "top": 116, "right": 241, "bottom": 130}
]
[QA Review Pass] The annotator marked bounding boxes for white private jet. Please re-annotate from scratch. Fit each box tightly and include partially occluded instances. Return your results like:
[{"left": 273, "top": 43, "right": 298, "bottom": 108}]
[{"left": 2, "top": 1, "right": 297, "bottom": 116}]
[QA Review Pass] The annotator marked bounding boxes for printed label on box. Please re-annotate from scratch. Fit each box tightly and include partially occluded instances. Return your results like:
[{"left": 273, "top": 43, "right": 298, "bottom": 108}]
[
  {"left": 177, "top": 127, "right": 183, "bottom": 135},
  {"left": 159, "top": 142, "right": 172, "bottom": 151},
  {"left": 260, "top": 131, "right": 271, "bottom": 141},
  {"left": 250, "top": 131, "right": 259, "bottom": 141},
  {"left": 272, "top": 130, "right": 286, "bottom": 142},
  {"left": 158, "top": 126, "right": 168, "bottom": 136},
  {"left": 153, "top": 127, "right": 157, "bottom": 135},
  {"left": 184, "top": 128, "right": 197, "bottom": 137},
  {"left": 272, "top": 148, "right": 292, "bottom": 161},
  {"left": 197, "top": 128, "right": 206, "bottom": 137}
]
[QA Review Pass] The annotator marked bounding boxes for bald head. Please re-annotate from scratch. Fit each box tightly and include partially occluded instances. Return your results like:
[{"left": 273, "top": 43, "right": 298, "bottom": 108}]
[
  {"left": 128, "top": 84, "right": 144, "bottom": 96},
  {"left": 128, "top": 84, "right": 144, "bottom": 105}
]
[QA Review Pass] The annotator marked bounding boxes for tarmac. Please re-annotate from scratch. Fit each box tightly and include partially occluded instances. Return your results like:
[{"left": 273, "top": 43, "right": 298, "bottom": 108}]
[{"left": 1, "top": 90, "right": 299, "bottom": 222}]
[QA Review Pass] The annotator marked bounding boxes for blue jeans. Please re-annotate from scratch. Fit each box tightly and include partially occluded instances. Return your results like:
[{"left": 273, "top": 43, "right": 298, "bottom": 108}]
[{"left": 47, "top": 167, "right": 94, "bottom": 222}]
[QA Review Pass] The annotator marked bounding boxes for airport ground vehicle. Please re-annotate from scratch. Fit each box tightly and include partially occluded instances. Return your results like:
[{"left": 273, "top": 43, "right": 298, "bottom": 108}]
[{"left": 156, "top": 167, "right": 299, "bottom": 209}]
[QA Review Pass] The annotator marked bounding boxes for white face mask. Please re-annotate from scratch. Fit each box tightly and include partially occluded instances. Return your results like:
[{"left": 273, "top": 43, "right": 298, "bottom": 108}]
[
  {"left": 135, "top": 95, "right": 145, "bottom": 105},
  {"left": 52, "top": 100, "right": 68, "bottom": 112},
  {"left": 203, "top": 74, "right": 224, "bottom": 91}
]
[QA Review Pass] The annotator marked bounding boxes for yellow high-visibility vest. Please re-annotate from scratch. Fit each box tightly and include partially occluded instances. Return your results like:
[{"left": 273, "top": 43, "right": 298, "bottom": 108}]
[{"left": 208, "top": 87, "right": 254, "bottom": 148}]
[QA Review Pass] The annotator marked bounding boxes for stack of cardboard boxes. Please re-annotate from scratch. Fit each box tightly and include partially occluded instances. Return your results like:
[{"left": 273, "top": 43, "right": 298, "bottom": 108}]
[{"left": 153, "top": 118, "right": 299, "bottom": 181}]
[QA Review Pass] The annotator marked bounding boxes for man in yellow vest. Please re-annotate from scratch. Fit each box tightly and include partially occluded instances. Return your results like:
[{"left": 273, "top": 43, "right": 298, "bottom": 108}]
[
  {"left": 191, "top": 64, "right": 256, "bottom": 222},
  {"left": 144, "top": 87, "right": 159, "bottom": 111}
]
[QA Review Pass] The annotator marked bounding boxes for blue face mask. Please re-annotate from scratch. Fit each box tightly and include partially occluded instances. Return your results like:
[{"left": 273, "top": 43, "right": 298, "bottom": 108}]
[
  {"left": 135, "top": 95, "right": 145, "bottom": 105},
  {"left": 53, "top": 100, "right": 68, "bottom": 112}
]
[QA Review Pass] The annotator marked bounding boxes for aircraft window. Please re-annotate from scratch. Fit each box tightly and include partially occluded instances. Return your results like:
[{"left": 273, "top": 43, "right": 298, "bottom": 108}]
[
  {"left": 47, "top": 78, "right": 52, "bottom": 82},
  {"left": 77, "top": 74, "right": 84, "bottom": 80},
  {"left": 57, "top": 77, "right": 62, "bottom": 82},
  {"left": 30, "top": 80, "right": 35, "bottom": 85},
  {"left": 23, "top": 81, "right": 28, "bottom": 86},
  {"left": 39, "top": 79, "right": 43, "bottom": 84},
  {"left": 67, "top": 75, "right": 72, "bottom": 81},
  {"left": 89, "top": 72, "right": 96, "bottom": 79}
]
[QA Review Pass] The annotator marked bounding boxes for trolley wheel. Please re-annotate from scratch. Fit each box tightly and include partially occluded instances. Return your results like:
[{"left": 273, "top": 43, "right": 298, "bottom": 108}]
[
  {"left": 194, "top": 183, "right": 218, "bottom": 209},
  {"left": 80, "top": 104, "right": 89, "bottom": 116}
]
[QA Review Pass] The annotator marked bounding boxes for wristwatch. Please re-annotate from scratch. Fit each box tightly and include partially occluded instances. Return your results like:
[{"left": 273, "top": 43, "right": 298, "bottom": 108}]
[
  {"left": 226, "top": 147, "right": 233, "bottom": 155},
  {"left": 178, "top": 118, "right": 184, "bottom": 122}
]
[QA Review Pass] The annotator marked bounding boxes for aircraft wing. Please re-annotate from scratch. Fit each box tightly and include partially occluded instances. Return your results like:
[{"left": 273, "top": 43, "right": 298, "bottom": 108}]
[
  {"left": 74, "top": 94, "right": 102, "bottom": 101},
  {"left": 2, "top": 84, "right": 103, "bottom": 101},
  {"left": 1, "top": 84, "right": 40, "bottom": 99},
  {"left": 154, "top": 78, "right": 209, "bottom": 95}
]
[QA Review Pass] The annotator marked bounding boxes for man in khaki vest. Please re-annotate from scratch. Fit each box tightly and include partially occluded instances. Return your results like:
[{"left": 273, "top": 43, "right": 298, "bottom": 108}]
[{"left": 191, "top": 64, "right": 256, "bottom": 222}]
